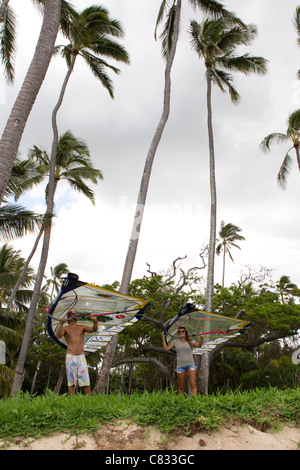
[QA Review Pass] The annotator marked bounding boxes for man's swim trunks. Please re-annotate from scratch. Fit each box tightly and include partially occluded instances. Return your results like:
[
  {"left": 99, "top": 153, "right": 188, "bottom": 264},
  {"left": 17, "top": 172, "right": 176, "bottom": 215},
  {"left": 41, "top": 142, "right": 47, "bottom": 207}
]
[{"left": 66, "top": 354, "right": 90, "bottom": 387}]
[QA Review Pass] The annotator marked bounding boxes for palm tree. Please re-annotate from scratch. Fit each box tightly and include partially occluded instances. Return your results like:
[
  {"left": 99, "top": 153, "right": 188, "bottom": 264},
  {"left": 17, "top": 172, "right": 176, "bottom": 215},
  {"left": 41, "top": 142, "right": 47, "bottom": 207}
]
[
  {"left": 189, "top": 17, "right": 267, "bottom": 311},
  {"left": 216, "top": 221, "right": 245, "bottom": 287},
  {"left": 43, "top": 263, "right": 69, "bottom": 300},
  {"left": 28, "top": 130, "right": 103, "bottom": 203},
  {"left": 260, "top": 109, "right": 300, "bottom": 188},
  {"left": 10, "top": 7, "right": 127, "bottom": 397},
  {"left": 10, "top": 131, "right": 103, "bottom": 396},
  {"left": 0, "top": 0, "right": 62, "bottom": 202},
  {"left": 189, "top": 17, "right": 267, "bottom": 394},
  {"left": 95, "top": 0, "right": 244, "bottom": 395}
]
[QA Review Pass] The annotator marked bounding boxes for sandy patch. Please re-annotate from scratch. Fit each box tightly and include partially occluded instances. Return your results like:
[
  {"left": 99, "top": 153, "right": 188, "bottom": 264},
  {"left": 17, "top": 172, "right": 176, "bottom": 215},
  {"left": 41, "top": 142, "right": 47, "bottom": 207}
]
[{"left": 1, "top": 421, "right": 299, "bottom": 450}]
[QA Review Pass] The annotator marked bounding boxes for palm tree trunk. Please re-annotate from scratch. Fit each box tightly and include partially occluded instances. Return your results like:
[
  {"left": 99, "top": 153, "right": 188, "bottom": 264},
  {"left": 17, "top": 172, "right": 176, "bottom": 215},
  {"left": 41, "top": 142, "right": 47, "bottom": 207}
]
[
  {"left": 10, "top": 52, "right": 76, "bottom": 398},
  {"left": 295, "top": 145, "right": 300, "bottom": 174},
  {"left": 199, "top": 65, "right": 217, "bottom": 395},
  {"left": 0, "top": 0, "right": 61, "bottom": 202},
  {"left": 222, "top": 246, "right": 226, "bottom": 287},
  {"left": 93, "top": 0, "right": 182, "bottom": 394},
  {"left": 205, "top": 66, "right": 217, "bottom": 313}
]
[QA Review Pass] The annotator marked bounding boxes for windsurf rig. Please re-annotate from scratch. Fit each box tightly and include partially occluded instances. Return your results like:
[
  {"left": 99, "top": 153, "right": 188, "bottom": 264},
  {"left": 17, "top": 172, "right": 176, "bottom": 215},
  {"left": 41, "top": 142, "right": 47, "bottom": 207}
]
[
  {"left": 46, "top": 273, "right": 150, "bottom": 354},
  {"left": 164, "top": 303, "right": 251, "bottom": 354}
]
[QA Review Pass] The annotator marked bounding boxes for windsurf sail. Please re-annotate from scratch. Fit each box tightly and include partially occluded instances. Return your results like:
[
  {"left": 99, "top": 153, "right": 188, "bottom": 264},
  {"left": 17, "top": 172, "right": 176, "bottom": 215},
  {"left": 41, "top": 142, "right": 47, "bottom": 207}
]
[
  {"left": 46, "top": 273, "right": 149, "bottom": 353},
  {"left": 164, "top": 303, "right": 250, "bottom": 354}
]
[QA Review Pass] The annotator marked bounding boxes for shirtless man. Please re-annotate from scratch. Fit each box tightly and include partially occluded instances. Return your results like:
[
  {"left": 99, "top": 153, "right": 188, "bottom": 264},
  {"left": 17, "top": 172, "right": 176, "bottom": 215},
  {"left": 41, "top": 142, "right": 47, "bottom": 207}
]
[{"left": 56, "top": 310, "right": 98, "bottom": 396}]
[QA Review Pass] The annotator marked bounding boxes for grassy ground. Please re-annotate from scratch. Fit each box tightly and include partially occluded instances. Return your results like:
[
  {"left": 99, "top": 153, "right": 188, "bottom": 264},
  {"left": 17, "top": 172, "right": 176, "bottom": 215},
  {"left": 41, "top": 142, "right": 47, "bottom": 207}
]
[{"left": 0, "top": 387, "right": 299, "bottom": 444}]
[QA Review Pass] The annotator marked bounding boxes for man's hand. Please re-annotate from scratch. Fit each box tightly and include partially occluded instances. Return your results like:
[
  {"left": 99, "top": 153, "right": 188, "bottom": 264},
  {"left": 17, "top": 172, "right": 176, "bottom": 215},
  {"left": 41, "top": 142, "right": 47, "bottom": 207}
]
[{"left": 90, "top": 314, "right": 98, "bottom": 322}]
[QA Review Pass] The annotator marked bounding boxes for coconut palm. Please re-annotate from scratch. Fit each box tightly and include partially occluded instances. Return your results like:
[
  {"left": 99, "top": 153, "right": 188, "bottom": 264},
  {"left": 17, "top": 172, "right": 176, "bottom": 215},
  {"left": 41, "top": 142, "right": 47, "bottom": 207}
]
[
  {"left": 216, "top": 221, "right": 245, "bottom": 287},
  {"left": 28, "top": 130, "right": 103, "bottom": 203},
  {"left": 43, "top": 263, "right": 69, "bottom": 300},
  {"left": 11, "top": 6, "right": 127, "bottom": 397},
  {"left": 10, "top": 130, "right": 103, "bottom": 396},
  {"left": 260, "top": 109, "right": 300, "bottom": 188},
  {"left": 189, "top": 17, "right": 267, "bottom": 311},
  {"left": 189, "top": 17, "right": 267, "bottom": 394}
]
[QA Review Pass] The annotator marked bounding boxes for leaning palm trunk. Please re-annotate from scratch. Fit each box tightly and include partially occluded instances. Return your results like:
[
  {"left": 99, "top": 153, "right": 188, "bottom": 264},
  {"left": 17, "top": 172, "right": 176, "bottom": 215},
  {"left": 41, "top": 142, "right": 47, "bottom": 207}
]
[
  {"left": 10, "top": 53, "right": 75, "bottom": 397},
  {"left": 93, "top": 0, "right": 182, "bottom": 395},
  {"left": 198, "top": 66, "right": 217, "bottom": 395},
  {"left": 7, "top": 57, "right": 76, "bottom": 316},
  {"left": 0, "top": 0, "right": 61, "bottom": 202}
]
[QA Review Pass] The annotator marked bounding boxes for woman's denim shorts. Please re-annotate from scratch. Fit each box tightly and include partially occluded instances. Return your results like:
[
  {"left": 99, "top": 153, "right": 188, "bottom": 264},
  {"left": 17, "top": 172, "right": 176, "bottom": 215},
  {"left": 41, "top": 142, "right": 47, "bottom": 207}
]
[{"left": 176, "top": 365, "right": 197, "bottom": 373}]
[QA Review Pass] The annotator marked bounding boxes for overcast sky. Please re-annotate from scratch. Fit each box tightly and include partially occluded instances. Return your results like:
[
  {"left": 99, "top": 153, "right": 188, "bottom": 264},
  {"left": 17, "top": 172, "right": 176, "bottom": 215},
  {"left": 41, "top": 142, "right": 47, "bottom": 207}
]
[{"left": 2, "top": 0, "right": 300, "bottom": 292}]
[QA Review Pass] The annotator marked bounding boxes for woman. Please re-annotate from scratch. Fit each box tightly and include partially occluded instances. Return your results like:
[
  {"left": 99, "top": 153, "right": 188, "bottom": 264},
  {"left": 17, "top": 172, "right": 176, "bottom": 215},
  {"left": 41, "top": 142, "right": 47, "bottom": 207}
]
[{"left": 162, "top": 326, "right": 203, "bottom": 396}]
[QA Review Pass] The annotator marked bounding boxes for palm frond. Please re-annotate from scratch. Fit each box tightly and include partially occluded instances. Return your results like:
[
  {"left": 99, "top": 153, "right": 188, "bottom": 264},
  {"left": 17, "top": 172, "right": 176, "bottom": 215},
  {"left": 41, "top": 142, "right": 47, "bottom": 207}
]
[
  {"left": 211, "top": 68, "right": 240, "bottom": 103},
  {"left": 287, "top": 109, "right": 300, "bottom": 134},
  {"left": 0, "top": 5, "right": 17, "bottom": 83},
  {"left": 277, "top": 153, "right": 293, "bottom": 189},
  {"left": 260, "top": 133, "right": 289, "bottom": 152},
  {"left": 159, "top": 2, "right": 178, "bottom": 60},
  {"left": 220, "top": 54, "right": 268, "bottom": 75},
  {"left": 189, "top": 0, "right": 246, "bottom": 27},
  {"left": 293, "top": 6, "right": 300, "bottom": 48},
  {"left": 79, "top": 50, "right": 117, "bottom": 98},
  {"left": 155, "top": 0, "right": 173, "bottom": 40},
  {"left": 0, "top": 205, "right": 43, "bottom": 241}
]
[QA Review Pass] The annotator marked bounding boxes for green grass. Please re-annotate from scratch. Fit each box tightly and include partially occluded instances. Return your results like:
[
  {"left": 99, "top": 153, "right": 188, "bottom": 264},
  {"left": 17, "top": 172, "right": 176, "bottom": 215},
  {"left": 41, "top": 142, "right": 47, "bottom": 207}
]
[{"left": 0, "top": 387, "right": 299, "bottom": 444}]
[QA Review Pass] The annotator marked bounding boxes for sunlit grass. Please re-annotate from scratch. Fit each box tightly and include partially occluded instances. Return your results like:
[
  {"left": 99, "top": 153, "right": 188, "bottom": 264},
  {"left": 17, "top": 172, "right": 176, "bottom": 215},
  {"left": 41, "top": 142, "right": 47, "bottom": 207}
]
[{"left": 0, "top": 387, "right": 299, "bottom": 444}]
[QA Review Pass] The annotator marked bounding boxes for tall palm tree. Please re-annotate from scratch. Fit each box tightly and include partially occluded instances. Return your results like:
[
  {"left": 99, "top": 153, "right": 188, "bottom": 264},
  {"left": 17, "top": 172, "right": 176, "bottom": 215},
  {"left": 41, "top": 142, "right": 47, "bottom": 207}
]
[
  {"left": 10, "top": 131, "right": 103, "bottom": 396},
  {"left": 11, "top": 3, "right": 128, "bottom": 396},
  {"left": 189, "top": 17, "right": 267, "bottom": 394},
  {"left": 189, "top": 17, "right": 267, "bottom": 311},
  {"left": 216, "top": 221, "right": 245, "bottom": 287},
  {"left": 260, "top": 109, "right": 300, "bottom": 188},
  {"left": 95, "top": 0, "right": 244, "bottom": 395},
  {"left": 0, "top": 0, "right": 62, "bottom": 202}
]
